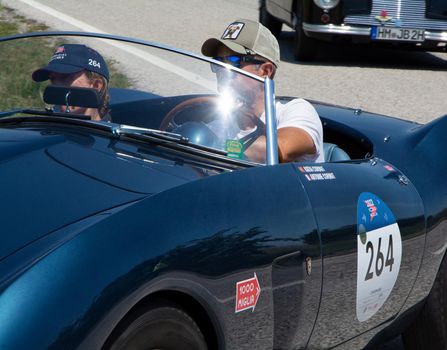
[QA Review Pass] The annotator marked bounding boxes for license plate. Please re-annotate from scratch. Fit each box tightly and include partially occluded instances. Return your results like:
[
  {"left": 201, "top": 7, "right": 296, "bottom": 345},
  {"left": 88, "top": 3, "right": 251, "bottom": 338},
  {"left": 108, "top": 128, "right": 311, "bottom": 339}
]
[{"left": 371, "top": 27, "right": 425, "bottom": 42}]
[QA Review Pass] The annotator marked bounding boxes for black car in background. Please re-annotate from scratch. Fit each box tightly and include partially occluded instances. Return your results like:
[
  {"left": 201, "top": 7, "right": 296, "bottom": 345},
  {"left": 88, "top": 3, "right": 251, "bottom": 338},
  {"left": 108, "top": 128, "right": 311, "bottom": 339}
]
[{"left": 260, "top": 0, "right": 447, "bottom": 60}]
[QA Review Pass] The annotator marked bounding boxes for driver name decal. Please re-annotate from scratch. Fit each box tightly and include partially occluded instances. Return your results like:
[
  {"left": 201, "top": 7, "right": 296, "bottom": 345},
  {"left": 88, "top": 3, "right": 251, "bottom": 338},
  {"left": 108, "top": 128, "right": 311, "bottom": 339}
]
[
  {"left": 298, "top": 165, "right": 336, "bottom": 181},
  {"left": 356, "top": 192, "right": 402, "bottom": 322}
]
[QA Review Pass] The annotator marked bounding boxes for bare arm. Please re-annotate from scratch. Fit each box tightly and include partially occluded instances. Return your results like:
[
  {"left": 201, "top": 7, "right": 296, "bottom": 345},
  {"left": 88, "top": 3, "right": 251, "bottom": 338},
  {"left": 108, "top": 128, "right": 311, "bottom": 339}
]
[{"left": 244, "top": 127, "right": 316, "bottom": 163}]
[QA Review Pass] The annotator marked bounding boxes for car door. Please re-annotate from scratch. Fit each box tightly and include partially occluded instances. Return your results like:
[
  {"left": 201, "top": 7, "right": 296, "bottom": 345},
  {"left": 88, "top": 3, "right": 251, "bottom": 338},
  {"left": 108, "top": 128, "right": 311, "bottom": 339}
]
[{"left": 295, "top": 159, "right": 426, "bottom": 348}]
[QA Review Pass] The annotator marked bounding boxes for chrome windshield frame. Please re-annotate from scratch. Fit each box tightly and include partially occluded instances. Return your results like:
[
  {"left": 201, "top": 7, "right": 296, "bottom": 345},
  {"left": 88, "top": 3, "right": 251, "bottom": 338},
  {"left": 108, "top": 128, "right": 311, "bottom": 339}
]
[
  {"left": 0, "top": 30, "right": 278, "bottom": 166},
  {"left": 264, "top": 78, "right": 278, "bottom": 165}
]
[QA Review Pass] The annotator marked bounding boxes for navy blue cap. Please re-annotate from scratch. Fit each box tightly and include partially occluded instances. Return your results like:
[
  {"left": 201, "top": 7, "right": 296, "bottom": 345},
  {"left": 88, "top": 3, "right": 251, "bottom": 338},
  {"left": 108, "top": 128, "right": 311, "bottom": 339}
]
[{"left": 32, "top": 44, "right": 109, "bottom": 82}]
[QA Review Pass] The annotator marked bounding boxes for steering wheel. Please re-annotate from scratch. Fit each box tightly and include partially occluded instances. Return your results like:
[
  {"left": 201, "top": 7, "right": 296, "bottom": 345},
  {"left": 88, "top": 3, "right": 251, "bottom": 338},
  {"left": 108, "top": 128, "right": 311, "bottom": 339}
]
[
  {"left": 159, "top": 95, "right": 266, "bottom": 150},
  {"left": 159, "top": 96, "right": 218, "bottom": 132}
]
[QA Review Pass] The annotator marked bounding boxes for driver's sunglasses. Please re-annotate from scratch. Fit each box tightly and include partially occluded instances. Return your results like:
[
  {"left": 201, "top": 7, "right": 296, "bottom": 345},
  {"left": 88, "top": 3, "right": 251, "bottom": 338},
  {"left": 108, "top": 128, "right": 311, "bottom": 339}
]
[{"left": 210, "top": 55, "right": 266, "bottom": 72}]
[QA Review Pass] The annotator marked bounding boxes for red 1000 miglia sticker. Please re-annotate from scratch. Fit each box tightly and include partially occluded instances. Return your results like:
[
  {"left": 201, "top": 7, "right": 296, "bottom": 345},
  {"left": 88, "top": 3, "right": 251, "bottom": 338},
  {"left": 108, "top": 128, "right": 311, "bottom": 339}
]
[{"left": 235, "top": 273, "right": 261, "bottom": 313}]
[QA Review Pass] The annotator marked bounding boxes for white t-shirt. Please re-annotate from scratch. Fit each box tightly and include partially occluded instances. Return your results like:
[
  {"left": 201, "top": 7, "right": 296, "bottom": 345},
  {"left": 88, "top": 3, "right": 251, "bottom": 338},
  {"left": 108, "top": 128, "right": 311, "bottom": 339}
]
[
  {"left": 260, "top": 99, "right": 324, "bottom": 163},
  {"left": 209, "top": 98, "right": 324, "bottom": 163}
]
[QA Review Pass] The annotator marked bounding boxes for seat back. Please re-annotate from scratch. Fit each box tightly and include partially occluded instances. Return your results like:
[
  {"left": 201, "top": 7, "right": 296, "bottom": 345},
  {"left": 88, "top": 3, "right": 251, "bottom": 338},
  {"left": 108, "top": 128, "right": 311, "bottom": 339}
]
[{"left": 323, "top": 142, "right": 351, "bottom": 162}]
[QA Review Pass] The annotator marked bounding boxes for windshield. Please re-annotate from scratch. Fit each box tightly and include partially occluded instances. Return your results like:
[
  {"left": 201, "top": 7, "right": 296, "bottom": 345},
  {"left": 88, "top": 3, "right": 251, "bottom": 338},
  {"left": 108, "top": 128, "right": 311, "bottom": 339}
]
[{"left": 0, "top": 33, "right": 270, "bottom": 164}]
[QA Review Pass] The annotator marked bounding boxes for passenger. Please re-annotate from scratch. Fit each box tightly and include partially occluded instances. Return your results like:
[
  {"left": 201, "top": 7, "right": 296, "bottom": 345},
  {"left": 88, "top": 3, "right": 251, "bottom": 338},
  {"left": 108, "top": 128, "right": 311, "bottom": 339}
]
[
  {"left": 32, "top": 44, "right": 111, "bottom": 121},
  {"left": 202, "top": 19, "right": 324, "bottom": 163}
]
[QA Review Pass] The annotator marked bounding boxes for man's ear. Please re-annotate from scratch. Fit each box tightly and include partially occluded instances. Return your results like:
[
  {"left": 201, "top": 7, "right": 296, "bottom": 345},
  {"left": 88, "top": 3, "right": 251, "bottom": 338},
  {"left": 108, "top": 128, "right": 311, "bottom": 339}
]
[
  {"left": 260, "top": 62, "right": 275, "bottom": 78},
  {"left": 92, "top": 78, "right": 104, "bottom": 90}
]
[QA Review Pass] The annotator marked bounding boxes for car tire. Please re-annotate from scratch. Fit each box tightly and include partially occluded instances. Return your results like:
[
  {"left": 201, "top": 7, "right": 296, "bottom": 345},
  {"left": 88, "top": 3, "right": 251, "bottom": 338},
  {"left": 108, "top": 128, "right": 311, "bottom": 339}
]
[
  {"left": 107, "top": 301, "right": 208, "bottom": 350},
  {"left": 259, "top": 1, "right": 282, "bottom": 38},
  {"left": 402, "top": 252, "right": 447, "bottom": 350},
  {"left": 294, "top": 3, "right": 317, "bottom": 61}
]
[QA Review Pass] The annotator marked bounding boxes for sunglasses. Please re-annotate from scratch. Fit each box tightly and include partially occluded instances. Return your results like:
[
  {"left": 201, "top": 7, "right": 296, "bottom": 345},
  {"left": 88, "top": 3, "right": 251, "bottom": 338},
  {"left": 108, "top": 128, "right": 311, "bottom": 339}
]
[{"left": 211, "top": 55, "right": 266, "bottom": 72}]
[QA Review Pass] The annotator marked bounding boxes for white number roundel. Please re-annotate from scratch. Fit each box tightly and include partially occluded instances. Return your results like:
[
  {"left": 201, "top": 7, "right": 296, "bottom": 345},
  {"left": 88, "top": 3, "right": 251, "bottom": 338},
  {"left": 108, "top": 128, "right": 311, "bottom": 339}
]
[{"left": 356, "top": 192, "right": 402, "bottom": 322}]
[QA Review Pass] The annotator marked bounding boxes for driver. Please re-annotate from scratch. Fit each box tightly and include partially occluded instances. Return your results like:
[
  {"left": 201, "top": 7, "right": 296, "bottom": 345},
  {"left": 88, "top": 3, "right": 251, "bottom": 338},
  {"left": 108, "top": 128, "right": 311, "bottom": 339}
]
[
  {"left": 32, "top": 44, "right": 111, "bottom": 121},
  {"left": 201, "top": 19, "right": 324, "bottom": 163}
]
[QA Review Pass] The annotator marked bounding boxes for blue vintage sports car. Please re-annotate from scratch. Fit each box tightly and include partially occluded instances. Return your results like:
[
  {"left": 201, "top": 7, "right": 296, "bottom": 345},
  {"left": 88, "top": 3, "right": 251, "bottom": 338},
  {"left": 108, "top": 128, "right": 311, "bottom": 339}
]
[{"left": 0, "top": 31, "right": 446, "bottom": 350}]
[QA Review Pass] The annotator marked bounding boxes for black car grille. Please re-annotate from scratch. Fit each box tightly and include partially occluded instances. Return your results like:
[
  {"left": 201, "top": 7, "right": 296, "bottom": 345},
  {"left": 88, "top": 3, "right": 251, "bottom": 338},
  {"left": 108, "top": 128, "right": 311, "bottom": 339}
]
[{"left": 344, "top": 0, "right": 447, "bottom": 30}]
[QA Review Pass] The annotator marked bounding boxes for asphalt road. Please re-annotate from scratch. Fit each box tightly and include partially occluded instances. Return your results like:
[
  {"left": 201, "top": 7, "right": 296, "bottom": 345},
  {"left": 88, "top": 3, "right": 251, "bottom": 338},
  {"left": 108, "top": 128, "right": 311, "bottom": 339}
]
[
  {"left": 0, "top": 1, "right": 438, "bottom": 349},
  {"left": 3, "top": 0, "right": 447, "bottom": 123}
]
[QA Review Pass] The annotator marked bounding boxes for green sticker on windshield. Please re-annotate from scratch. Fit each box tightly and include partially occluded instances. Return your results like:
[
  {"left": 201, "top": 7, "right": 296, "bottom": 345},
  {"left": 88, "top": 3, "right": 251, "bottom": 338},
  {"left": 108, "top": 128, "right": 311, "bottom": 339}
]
[{"left": 225, "top": 139, "right": 244, "bottom": 159}]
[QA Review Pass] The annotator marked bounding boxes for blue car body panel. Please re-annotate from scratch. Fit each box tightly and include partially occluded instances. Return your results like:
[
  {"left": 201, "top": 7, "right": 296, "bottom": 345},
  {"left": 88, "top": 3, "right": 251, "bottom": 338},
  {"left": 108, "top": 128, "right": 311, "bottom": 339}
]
[
  {"left": 1, "top": 100, "right": 447, "bottom": 350},
  {"left": 1, "top": 31, "right": 447, "bottom": 350}
]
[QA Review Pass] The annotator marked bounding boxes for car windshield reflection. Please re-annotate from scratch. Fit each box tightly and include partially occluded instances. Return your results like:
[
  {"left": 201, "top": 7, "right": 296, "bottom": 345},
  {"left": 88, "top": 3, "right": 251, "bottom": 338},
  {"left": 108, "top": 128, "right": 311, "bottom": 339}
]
[{"left": 0, "top": 33, "right": 268, "bottom": 164}]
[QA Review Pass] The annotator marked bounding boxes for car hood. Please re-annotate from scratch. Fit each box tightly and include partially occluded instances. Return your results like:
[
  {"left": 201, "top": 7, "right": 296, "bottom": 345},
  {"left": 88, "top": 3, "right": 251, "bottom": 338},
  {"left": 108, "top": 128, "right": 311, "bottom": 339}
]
[{"left": 0, "top": 125, "right": 195, "bottom": 261}]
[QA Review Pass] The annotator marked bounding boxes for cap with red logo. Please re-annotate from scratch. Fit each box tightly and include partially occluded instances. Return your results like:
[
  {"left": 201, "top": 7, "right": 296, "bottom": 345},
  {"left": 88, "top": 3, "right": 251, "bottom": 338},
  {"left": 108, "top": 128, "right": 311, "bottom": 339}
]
[{"left": 32, "top": 44, "right": 109, "bottom": 82}]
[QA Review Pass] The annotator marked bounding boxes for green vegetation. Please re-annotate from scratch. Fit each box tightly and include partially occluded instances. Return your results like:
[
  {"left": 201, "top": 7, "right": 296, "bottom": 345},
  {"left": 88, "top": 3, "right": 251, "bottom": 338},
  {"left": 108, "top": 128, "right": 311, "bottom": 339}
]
[
  {"left": 108, "top": 59, "right": 131, "bottom": 90},
  {"left": 0, "top": 18, "right": 17, "bottom": 36},
  {"left": 0, "top": 5, "right": 18, "bottom": 36},
  {"left": 0, "top": 5, "right": 130, "bottom": 111},
  {"left": 0, "top": 6, "right": 51, "bottom": 110}
]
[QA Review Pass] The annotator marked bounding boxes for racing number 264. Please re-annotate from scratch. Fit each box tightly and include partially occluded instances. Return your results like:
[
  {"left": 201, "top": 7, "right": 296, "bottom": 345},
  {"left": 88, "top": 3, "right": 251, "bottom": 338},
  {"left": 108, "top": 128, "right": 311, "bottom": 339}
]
[{"left": 365, "top": 235, "right": 394, "bottom": 281}]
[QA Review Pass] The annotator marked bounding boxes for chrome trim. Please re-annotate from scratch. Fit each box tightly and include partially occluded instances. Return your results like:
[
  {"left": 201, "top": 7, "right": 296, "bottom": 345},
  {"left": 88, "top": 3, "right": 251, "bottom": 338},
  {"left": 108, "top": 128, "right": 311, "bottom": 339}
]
[
  {"left": 426, "top": 31, "right": 447, "bottom": 41},
  {"left": 264, "top": 78, "right": 278, "bottom": 166},
  {"left": 345, "top": 0, "right": 447, "bottom": 31},
  {"left": 303, "top": 23, "right": 370, "bottom": 36},
  {"left": 313, "top": 0, "right": 340, "bottom": 10},
  {"left": 303, "top": 23, "right": 447, "bottom": 42}
]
